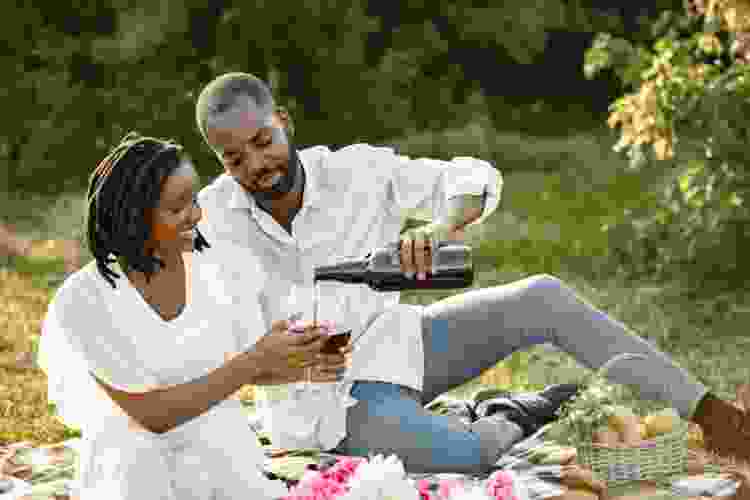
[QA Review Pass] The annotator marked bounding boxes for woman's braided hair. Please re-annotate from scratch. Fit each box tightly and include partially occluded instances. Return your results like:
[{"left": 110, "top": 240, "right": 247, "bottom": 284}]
[{"left": 85, "top": 132, "right": 210, "bottom": 290}]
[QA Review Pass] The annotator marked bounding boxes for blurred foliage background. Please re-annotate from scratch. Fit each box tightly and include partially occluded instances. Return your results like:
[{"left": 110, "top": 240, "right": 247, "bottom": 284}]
[{"left": 2, "top": 0, "right": 683, "bottom": 190}]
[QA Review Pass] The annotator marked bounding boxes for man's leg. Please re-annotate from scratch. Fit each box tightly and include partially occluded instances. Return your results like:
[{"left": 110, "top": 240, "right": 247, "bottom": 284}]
[
  {"left": 331, "top": 381, "right": 523, "bottom": 474},
  {"left": 419, "top": 274, "right": 707, "bottom": 419}
]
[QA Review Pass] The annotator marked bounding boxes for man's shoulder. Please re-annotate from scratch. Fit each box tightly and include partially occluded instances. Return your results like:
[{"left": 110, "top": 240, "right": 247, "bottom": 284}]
[
  {"left": 301, "top": 143, "right": 397, "bottom": 161},
  {"left": 198, "top": 173, "right": 233, "bottom": 200},
  {"left": 197, "top": 174, "right": 246, "bottom": 216},
  {"left": 303, "top": 144, "right": 397, "bottom": 177}
]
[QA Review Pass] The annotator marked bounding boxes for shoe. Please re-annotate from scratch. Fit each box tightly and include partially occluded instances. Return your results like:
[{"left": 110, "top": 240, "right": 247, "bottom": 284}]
[
  {"left": 692, "top": 390, "right": 750, "bottom": 463},
  {"left": 425, "top": 397, "right": 479, "bottom": 426},
  {"left": 474, "top": 383, "right": 580, "bottom": 438},
  {"left": 472, "top": 388, "right": 512, "bottom": 405}
]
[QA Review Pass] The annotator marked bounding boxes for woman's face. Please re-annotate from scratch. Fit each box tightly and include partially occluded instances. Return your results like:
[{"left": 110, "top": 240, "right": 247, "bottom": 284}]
[{"left": 146, "top": 159, "right": 203, "bottom": 257}]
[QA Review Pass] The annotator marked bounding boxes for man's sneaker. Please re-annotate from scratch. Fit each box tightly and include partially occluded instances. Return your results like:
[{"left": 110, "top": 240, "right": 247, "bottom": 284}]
[
  {"left": 424, "top": 397, "right": 478, "bottom": 426},
  {"left": 473, "top": 383, "right": 580, "bottom": 438}
]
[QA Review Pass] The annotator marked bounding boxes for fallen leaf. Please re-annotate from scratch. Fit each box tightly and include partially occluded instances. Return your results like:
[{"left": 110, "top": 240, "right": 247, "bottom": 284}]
[{"left": 14, "top": 351, "right": 35, "bottom": 370}]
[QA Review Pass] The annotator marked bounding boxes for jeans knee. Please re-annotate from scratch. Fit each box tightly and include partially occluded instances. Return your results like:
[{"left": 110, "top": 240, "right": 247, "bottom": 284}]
[{"left": 525, "top": 274, "right": 563, "bottom": 292}]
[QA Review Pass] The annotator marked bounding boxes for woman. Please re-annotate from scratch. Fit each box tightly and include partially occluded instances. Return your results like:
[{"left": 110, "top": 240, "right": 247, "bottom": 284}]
[{"left": 38, "top": 132, "right": 350, "bottom": 499}]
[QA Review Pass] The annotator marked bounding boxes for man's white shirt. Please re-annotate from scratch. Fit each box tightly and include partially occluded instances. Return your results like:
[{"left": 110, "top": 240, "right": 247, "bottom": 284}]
[{"left": 197, "top": 143, "right": 502, "bottom": 450}]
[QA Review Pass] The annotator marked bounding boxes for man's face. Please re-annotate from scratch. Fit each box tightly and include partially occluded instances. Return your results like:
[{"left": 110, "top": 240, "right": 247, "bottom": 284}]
[{"left": 205, "top": 98, "right": 291, "bottom": 194}]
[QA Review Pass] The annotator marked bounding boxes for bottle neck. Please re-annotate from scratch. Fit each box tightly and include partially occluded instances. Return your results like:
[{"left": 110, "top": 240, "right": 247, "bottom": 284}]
[{"left": 314, "top": 257, "right": 368, "bottom": 284}]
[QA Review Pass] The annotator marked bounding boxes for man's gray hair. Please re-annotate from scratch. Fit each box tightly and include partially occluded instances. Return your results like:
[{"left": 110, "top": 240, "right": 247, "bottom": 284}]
[{"left": 195, "top": 72, "right": 275, "bottom": 144}]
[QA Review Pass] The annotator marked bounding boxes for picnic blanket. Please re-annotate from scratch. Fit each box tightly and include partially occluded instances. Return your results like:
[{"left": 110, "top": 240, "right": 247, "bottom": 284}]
[{"left": 0, "top": 394, "right": 742, "bottom": 500}]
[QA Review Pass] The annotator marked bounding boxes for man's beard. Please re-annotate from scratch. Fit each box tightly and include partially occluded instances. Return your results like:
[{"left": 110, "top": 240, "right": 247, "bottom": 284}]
[{"left": 251, "top": 141, "right": 302, "bottom": 204}]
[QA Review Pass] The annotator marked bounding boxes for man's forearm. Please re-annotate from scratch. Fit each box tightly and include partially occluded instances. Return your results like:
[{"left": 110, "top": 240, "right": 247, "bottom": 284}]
[
  {"left": 442, "top": 193, "right": 485, "bottom": 229},
  {"left": 403, "top": 193, "right": 486, "bottom": 243}
]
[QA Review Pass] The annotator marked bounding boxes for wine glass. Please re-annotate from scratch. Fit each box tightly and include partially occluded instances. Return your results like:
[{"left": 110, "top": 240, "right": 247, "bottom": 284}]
[
  {"left": 286, "top": 282, "right": 352, "bottom": 388},
  {"left": 315, "top": 284, "right": 353, "bottom": 383}
]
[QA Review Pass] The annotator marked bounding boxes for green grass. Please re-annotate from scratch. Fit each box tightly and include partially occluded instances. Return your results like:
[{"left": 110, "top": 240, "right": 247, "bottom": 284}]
[{"left": 1, "top": 127, "right": 748, "bottom": 446}]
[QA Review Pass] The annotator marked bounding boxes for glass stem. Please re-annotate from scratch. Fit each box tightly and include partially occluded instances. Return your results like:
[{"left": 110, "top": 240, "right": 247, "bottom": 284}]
[{"left": 307, "top": 282, "right": 319, "bottom": 389}]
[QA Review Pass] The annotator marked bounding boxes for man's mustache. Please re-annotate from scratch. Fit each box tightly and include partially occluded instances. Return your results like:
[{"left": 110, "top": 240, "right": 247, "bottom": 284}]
[{"left": 249, "top": 166, "right": 282, "bottom": 182}]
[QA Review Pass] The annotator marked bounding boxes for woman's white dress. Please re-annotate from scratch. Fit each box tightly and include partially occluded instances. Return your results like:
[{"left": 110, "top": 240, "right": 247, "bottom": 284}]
[{"left": 37, "top": 248, "right": 289, "bottom": 500}]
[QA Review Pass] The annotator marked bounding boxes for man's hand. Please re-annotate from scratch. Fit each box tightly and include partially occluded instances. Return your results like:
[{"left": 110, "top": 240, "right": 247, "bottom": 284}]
[
  {"left": 399, "top": 193, "right": 482, "bottom": 279},
  {"left": 399, "top": 222, "right": 464, "bottom": 280}
]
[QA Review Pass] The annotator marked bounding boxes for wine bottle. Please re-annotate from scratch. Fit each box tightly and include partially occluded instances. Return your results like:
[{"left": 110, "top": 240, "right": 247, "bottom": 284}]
[{"left": 314, "top": 241, "right": 474, "bottom": 291}]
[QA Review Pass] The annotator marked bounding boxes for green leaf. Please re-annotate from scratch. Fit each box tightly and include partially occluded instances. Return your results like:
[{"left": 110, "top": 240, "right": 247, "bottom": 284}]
[
  {"left": 591, "top": 32, "right": 613, "bottom": 50},
  {"left": 266, "top": 455, "right": 320, "bottom": 481},
  {"left": 704, "top": 15, "right": 723, "bottom": 33},
  {"left": 654, "top": 38, "right": 675, "bottom": 53},
  {"left": 583, "top": 48, "right": 612, "bottom": 80}
]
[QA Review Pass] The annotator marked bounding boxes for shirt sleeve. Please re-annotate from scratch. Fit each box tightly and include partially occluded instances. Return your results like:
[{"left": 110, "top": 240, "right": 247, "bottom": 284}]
[
  {"left": 40, "top": 276, "right": 161, "bottom": 394},
  {"left": 380, "top": 146, "right": 503, "bottom": 227},
  {"left": 38, "top": 275, "right": 161, "bottom": 431}
]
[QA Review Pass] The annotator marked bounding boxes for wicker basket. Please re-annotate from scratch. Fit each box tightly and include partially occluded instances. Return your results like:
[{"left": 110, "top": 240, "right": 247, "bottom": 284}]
[{"left": 574, "top": 353, "right": 689, "bottom": 488}]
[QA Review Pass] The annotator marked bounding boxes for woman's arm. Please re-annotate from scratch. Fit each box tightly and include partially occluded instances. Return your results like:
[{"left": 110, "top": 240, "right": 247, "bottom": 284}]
[
  {"left": 92, "top": 349, "right": 266, "bottom": 435},
  {"left": 91, "top": 319, "right": 331, "bottom": 435}
]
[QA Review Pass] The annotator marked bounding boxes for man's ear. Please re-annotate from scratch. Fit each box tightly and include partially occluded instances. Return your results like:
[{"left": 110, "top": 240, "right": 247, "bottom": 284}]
[{"left": 275, "top": 106, "right": 294, "bottom": 138}]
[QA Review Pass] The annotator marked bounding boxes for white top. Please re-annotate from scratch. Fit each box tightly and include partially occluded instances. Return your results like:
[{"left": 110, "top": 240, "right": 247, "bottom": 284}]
[
  {"left": 37, "top": 248, "right": 288, "bottom": 500},
  {"left": 197, "top": 143, "right": 502, "bottom": 451}
]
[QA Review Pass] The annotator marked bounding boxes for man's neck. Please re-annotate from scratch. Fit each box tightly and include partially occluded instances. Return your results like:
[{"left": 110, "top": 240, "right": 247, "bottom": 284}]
[{"left": 253, "top": 159, "right": 306, "bottom": 230}]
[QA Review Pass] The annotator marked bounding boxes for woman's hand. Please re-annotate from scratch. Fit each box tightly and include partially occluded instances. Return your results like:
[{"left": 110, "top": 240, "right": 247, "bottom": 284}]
[
  {"left": 247, "top": 319, "right": 354, "bottom": 385},
  {"left": 248, "top": 318, "right": 326, "bottom": 385},
  {"left": 311, "top": 341, "right": 353, "bottom": 381}
]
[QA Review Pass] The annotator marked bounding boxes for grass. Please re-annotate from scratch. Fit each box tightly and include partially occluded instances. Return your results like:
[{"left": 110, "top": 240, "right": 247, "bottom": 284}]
[{"left": 1, "top": 128, "right": 749, "bottom": 447}]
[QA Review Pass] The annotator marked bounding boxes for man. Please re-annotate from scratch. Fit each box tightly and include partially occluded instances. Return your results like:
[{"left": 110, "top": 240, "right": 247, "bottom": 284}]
[{"left": 195, "top": 72, "right": 750, "bottom": 473}]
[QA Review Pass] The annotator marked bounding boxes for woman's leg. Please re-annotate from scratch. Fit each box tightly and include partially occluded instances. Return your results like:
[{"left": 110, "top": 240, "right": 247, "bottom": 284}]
[
  {"left": 332, "top": 381, "right": 523, "bottom": 474},
  {"left": 77, "top": 432, "right": 176, "bottom": 500},
  {"left": 420, "top": 274, "right": 707, "bottom": 418}
]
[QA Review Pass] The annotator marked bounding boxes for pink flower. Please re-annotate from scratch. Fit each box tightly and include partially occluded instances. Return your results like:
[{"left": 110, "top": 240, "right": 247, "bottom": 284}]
[
  {"left": 439, "top": 479, "right": 466, "bottom": 499},
  {"left": 417, "top": 479, "right": 435, "bottom": 500},
  {"left": 329, "top": 456, "right": 365, "bottom": 481},
  {"left": 309, "top": 474, "right": 330, "bottom": 491},
  {"left": 331, "top": 471, "right": 349, "bottom": 484},
  {"left": 284, "top": 470, "right": 348, "bottom": 500},
  {"left": 486, "top": 471, "right": 520, "bottom": 500}
]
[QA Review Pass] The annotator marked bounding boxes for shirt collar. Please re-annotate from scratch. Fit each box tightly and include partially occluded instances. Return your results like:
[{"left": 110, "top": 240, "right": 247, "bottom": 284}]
[{"left": 226, "top": 152, "right": 322, "bottom": 215}]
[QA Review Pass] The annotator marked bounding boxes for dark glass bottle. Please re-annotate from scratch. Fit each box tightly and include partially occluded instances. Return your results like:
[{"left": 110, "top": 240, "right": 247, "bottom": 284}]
[{"left": 314, "top": 241, "right": 474, "bottom": 291}]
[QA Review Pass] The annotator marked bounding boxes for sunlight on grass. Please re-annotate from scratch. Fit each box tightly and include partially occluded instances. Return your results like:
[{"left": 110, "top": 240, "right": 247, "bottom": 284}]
[{"left": 0, "top": 268, "right": 73, "bottom": 445}]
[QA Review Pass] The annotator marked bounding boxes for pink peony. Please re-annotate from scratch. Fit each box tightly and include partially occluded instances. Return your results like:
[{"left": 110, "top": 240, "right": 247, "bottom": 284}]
[
  {"left": 284, "top": 470, "right": 348, "bottom": 500},
  {"left": 486, "top": 471, "right": 520, "bottom": 500},
  {"left": 417, "top": 479, "right": 435, "bottom": 500},
  {"left": 439, "top": 479, "right": 466, "bottom": 499}
]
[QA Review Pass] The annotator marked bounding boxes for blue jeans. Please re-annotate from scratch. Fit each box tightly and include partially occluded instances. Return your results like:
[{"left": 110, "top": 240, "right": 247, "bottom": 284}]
[
  {"left": 332, "top": 274, "right": 707, "bottom": 473},
  {"left": 340, "top": 381, "right": 495, "bottom": 473}
]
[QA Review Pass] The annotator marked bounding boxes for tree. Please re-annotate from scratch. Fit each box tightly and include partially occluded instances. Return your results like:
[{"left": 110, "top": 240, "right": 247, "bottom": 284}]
[
  {"left": 1, "top": 0, "right": 678, "bottom": 197},
  {"left": 584, "top": 0, "right": 750, "bottom": 296}
]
